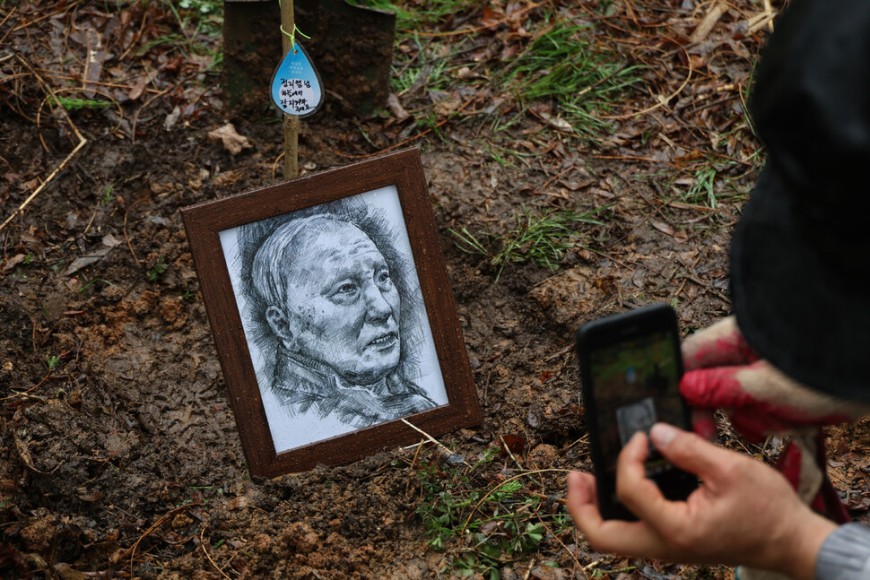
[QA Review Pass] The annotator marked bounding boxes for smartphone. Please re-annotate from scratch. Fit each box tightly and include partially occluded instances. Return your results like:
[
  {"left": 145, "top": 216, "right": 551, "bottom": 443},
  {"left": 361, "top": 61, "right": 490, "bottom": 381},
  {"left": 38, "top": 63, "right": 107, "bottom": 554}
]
[{"left": 575, "top": 303, "right": 698, "bottom": 520}]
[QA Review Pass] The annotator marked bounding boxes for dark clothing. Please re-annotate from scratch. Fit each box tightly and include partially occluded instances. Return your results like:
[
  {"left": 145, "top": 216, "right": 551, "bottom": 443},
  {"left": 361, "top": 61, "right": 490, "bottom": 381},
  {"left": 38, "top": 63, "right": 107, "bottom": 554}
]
[
  {"left": 732, "top": 1, "right": 870, "bottom": 576},
  {"left": 271, "top": 346, "right": 437, "bottom": 428},
  {"left": 730, "top": 0, "right": 870, "bottom": 401}
]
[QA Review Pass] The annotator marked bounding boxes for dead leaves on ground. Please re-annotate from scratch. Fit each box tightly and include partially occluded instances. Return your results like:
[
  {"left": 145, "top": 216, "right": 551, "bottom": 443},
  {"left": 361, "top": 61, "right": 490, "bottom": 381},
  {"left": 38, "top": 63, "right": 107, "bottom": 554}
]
[
  {"left": 380, "top": 0, "right": 772, "bottom": 161},
  {"left": 826, "top": 420, "right": 870, "bottom": 521},
  {"left": 1, "top": 2, "right": 221, "bottom": 142}
]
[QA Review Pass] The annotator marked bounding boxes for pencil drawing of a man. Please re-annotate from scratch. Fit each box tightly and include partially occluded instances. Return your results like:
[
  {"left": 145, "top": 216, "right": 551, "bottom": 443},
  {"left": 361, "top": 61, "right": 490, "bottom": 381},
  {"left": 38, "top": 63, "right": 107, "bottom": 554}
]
[{"left": 247, "top": 210, "right": 437, "bottom": 428}]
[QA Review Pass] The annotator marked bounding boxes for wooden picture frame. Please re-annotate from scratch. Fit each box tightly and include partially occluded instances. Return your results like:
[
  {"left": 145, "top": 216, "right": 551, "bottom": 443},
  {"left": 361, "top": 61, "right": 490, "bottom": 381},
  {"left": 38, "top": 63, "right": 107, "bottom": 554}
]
[{"left": 181, "top": 148, "right": 480, "bottom": 477}]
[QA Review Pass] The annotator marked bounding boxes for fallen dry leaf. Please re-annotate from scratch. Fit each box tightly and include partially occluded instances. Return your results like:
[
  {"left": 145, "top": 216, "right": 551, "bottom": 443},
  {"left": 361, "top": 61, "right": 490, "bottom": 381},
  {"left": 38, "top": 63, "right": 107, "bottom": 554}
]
[
  {"left": 2, "top": 254, "right": 27, "bottom": 272},
  {"left": 651, "top": 220, "right": 675, "bottom": 236},
  {"left": 208, "top": 123, "right": 252, "bottom": 155},
  {"left": 386, "top": 93, "right": 410, "bottom": 122}
]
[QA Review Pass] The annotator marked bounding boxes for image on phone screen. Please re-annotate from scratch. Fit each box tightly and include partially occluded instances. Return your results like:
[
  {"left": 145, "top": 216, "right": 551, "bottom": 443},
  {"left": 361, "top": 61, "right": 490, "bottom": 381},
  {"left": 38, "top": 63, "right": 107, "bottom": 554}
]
[
  {"left": 589, "top": 330, "right": 684, "bottom": 483},
  {"left": 616, "top": 396, "right": 656, "bottom": 446}
]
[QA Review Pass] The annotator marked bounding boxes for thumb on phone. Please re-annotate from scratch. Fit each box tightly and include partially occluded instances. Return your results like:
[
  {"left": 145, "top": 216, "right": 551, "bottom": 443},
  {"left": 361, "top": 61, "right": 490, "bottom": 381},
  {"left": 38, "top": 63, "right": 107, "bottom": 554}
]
[
  {"left": 648, "top": 423, "right": 723, "bottom": 477},
  {"left": 616, "top": 424, "right": 724, "bottom": 529}
]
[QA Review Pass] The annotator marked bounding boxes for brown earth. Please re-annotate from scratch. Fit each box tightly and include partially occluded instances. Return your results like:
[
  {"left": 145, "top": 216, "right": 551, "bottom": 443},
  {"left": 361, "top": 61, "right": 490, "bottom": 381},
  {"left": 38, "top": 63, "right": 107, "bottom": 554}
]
[{"left": 2, "top": 1, "right": 869, "bottom": 579}]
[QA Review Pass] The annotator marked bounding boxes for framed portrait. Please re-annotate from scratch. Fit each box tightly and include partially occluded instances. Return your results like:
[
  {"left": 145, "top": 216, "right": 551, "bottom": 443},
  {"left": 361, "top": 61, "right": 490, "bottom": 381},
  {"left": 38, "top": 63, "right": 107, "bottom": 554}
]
[{"left": 181, "top": 148, "right": 480, "bottom": 477}]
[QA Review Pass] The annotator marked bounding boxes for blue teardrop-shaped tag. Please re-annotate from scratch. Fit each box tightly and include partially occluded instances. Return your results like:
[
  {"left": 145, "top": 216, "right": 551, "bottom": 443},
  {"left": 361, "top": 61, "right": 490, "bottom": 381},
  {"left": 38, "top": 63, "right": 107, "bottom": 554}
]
[{"left": 270, "top": 42, "right": 323, "bottom": 117}]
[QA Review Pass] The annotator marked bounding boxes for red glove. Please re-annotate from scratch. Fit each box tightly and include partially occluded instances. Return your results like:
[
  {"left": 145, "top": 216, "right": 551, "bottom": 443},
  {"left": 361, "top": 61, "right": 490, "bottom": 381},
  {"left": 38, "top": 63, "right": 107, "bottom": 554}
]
[{"left": 679, "top": 317, "right": 868, "bottom": 523}]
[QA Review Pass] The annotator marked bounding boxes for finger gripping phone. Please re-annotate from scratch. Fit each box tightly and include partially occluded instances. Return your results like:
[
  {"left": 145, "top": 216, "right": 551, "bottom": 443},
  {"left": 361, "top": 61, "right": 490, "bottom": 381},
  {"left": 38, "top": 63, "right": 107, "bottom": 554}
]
[{"left": 576, "top": 303, "right": 698, "bottom": 520}]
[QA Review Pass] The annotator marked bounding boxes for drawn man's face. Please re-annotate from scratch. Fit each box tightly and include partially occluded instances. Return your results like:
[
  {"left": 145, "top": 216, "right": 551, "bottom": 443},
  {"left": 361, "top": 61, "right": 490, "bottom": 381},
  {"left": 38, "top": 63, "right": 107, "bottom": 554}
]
[{"left": 269, "top": 221, "right": 402, "bottom": 385}]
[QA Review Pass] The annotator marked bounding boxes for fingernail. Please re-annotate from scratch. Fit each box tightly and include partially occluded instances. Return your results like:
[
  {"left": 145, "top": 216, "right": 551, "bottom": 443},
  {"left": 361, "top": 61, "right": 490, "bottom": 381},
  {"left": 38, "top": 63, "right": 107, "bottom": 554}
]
[{"left": 650, "top": 423, "right": 677, "bottom": 448}]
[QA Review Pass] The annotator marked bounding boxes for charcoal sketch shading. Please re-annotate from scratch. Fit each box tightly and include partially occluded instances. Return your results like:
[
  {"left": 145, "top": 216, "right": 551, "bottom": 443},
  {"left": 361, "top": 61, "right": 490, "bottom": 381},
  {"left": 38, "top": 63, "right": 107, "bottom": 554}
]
[{"left": 220, "top": 190, "right": 448, "bottom": 452}]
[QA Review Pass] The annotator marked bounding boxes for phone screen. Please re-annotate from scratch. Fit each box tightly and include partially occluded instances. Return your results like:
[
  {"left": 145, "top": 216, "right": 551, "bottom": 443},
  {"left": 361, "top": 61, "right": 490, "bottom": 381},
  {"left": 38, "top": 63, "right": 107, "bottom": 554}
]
[
  {"left": 577, "top": 304, "right": 698, "bottom": 519},
  {"left": 587, "top": 329, "right": 683, "bottom": 478}
]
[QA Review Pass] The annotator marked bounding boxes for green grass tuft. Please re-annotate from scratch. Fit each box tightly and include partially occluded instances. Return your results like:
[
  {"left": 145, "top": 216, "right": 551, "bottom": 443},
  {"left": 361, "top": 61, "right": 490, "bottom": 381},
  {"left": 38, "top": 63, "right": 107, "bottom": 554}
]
[
  {"left": 501, "top": 21, "right": 642, "bottom": 138},
  {"left": 451, "top": 207, "right": 605, "bottom": 280},
  {"left": 350, "top": 2, "right": 641, "bottom": 144}
]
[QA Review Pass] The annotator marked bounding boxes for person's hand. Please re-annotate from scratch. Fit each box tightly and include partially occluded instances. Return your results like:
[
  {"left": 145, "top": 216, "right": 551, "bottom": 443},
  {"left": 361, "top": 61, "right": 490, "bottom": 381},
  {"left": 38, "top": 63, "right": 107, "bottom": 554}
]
[
  {"left": 567, "top": 423, "right": 837, "bottom": 580},
  {"left": 678, "top": 317, "right": 869, "bottom": 522}
]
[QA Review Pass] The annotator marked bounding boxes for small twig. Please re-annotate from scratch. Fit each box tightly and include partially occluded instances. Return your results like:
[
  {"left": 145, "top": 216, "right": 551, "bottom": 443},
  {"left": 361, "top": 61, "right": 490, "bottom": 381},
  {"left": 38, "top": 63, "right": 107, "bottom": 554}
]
[
  {"left": 665, "top": 200, "right": 717, "bottom": 212},
  {"left": 272, "top": 152, "right": 286, "bottom": 182},
  {"left": 589, "top": 153, "right": 663, "bottom": 164},
  {"left": 0, "top": 371, "right": 53, "bottom": 401},
  {"left": 680, "top": 272, "right": 730, "bottom": 304},
  {"left": 117, "top": 7, "right": 152, "bottom": 62},
  {"left": 14, "top": 430, "right": 60, "bottom": 475},
  {"left": 122, "top": 198, "right": 145, "bottom": 266},
  {"left": 0, "top": 56, "right": 88, "bottom": 234},
  {"left": 575, "top": 62, "right": 632, "bottom": 99},
  {"left": 544, "top": 343, "right": 573, "bottom": 363},
  {"left": 601, "top": 46, "right": 693, "bottom": 121},
  {"left": 576, "top": 245, "right": 633, "bottom": 271},
  {"left": 540, "top": 166, "right": 573, "bottom": 191},
  {"left": 402, "top": 439, "right": 428, "bottom": 498},
  {"left": 130, "top": 85, "right": 173, "bottom": 143},
  {"left": 0, "top": 132, "right": 86, "bottom": 231},
  {"left": 199, "top": 525, "right": 231, "bottom": 580},
  {"left": 125, "top": 503, "right": 203, "bottom": 577},
  {"left": 400, "top": 418, "right": 462, "bottom": 461},
  {"left": 0, "top": 7, "right": 17, "bottom": 43},
  {"left": 459, "top": 468, "right": 570, "bottom": 536},
  {"left": 10, "top": 3, "right": 78, "bottom": 34},
  {"left": 563, "top": 434, "right": 589, "bottom": 453},
  {"left": 334, "top": 97, "right": 475, "bottom": 160},
  {"left": 499, "top": 434, "right": 525, "bottom": 470},
  {"left": 31, "top": 70, "right": 145, "bottom": 92},
  {"left": 536, "top": 516, "right": 584, "bottom": 577},
  {"left": 523, "top": 558, "right": 536, "bottom": 580},
  {"left": 762, "top": 0, "right": 775, "bottom": 32},
  {"left": 409, "top": 438, "right": 426, "bottom": 468},
  {"left": 526, "top": 491, "right": 566, "bottom": 506},
  {"left": 689, "top": 1, "right": 727, "bottom": 44}
]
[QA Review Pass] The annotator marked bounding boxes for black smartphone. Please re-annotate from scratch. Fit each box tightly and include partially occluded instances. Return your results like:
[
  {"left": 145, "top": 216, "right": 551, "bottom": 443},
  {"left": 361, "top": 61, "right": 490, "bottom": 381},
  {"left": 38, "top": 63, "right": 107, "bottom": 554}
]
[{"left": 575, "top": 303, "right": 698, "bottom": 520}]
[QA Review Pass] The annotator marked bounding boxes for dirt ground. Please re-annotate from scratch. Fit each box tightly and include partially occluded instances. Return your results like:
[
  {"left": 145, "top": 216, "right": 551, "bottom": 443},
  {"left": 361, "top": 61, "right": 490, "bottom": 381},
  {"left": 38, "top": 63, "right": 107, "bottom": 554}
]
[{"left": 2, "top": 1, "right": 870, "bottom": 578}]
